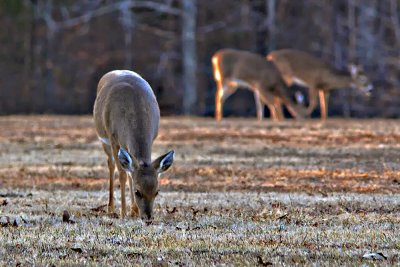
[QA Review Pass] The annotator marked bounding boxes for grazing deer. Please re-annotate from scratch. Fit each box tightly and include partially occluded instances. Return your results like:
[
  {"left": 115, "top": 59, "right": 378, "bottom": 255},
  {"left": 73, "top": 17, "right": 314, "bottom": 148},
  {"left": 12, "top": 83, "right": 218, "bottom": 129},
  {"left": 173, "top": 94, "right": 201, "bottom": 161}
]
[
  {"left": 212, "top": 49, "right": 307, "bottom": 121},
  {"left": 267, "top": 49, "right": 373, "bottom": 119},
  {"left": 94, "top": 70, "right": 174, "bottom": 223}
]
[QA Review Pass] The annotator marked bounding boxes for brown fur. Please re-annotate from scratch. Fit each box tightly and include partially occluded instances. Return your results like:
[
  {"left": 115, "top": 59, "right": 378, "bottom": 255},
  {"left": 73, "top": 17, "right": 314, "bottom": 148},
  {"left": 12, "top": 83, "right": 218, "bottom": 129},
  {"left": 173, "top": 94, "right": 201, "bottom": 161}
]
[
  {"left": 212, "top": 48, "right": 307, "bottom": 121},
  {"left": 267, "top": 49, "right": 371, "bottom": 119},
  {"left": 94, "top": 70, "right": 172, "bottom": 221}
]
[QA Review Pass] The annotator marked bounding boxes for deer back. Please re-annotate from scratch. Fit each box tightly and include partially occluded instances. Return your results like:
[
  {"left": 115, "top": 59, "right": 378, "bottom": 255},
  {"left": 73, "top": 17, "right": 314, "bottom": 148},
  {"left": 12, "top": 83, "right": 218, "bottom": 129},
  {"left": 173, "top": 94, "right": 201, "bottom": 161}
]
[{"left": 94, "top": 70, "right": 160, "bottom": 162}]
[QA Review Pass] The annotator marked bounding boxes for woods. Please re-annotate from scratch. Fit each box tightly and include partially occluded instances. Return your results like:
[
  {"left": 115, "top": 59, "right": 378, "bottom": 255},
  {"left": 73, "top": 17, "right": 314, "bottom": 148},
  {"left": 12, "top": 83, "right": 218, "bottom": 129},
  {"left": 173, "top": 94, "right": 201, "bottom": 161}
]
[{"left": 0, "top": 0, "right": 399, "bottom": 117}]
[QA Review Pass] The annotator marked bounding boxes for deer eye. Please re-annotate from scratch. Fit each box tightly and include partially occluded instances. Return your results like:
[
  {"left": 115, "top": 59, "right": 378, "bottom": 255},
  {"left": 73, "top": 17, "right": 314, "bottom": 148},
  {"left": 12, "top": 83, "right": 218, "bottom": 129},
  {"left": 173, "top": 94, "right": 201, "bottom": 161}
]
[{"left": 135, "top": 190, "right": 142, "bottom": 198}]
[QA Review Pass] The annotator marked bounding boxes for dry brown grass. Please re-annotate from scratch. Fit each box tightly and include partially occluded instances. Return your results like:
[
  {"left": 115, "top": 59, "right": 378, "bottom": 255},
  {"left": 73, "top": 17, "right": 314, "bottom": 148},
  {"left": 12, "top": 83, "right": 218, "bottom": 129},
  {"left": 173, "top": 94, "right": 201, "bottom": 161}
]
[
  {"left": 0, "top": 116, "right": 399, "bottom": 265},
  {"left": 1, "top": 190, "right": 399, "bottom": 266}
]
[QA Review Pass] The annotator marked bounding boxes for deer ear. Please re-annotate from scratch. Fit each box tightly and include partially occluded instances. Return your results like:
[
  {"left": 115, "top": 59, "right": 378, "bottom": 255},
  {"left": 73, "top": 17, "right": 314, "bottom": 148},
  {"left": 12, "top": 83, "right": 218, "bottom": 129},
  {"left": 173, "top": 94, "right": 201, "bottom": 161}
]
[
  {"left": 152, "top": 150, "right": 174, "bottom": 173},
  {"left": 118, "top": 148, "right": 133, "bottom": 171}
]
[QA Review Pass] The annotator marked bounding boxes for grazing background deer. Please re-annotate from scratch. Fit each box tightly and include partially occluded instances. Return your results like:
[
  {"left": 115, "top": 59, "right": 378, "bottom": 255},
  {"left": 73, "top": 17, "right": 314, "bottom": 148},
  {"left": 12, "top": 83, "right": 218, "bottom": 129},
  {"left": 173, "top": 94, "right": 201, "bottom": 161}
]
[
  {"left": 267, "top": 49, "right": 373, "bottom": 119},
  {"left": 212, "top": 49, "right": 307, "bottom": 121},
  {"left": 93, "top": 70, "right": 174, "bottom": 223}
]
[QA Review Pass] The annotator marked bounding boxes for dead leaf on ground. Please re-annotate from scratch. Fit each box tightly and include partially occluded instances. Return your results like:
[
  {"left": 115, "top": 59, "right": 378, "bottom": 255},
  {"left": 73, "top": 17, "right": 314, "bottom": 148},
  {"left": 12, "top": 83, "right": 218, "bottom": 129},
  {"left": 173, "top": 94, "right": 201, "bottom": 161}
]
[
  {"left": 362, "top": 252, "right": 387, "bottom": 260},
  {"left": 277, "top": 214, "right": 288, "bottom": 220},
  {"left": 191, "top": 207, "right": 200, "bottom": 217},
  {"left": 166, "top": 207, "right": 177, "bottom": 214},
  {"left": 257, "top": 255, "right": 272, "bottom": 266},
  {"left": 0, "top": 216, "right": 23, "bottom": 227},
  {"left": 71, "top": 244, "right": 85, "bottom": 253},
  {"left": 62, "top": 210, "right": 76, "bottom": 224},
  {"left": 0, "top": 199, "right": 8, "bottom": 206},
  {"left": 90, "top": 204, "right": 107, "bottom": 212}
]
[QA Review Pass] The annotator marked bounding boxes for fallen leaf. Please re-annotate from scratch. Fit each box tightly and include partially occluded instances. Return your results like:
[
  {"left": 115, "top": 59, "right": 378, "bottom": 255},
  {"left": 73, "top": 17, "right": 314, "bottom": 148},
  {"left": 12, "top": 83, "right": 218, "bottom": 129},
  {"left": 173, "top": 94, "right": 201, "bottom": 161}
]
[
  {"left": 191, "top": 207, "right": 200, "bottom": 217},
  {"left": 62, "top": 210, "right": 70, "bottom": 222},
  {"left": 13, "top": 217, "right": 22, "bottom": 227},
  {"left": 0, "top": 199, "right": 8, "bottom": 206},
  {"left": 277, "top": 214, "right": 288, "bottom": 220},
  {"left": 257, "top": 255, "right": 272, "bottom": 266},
  {"left": 0, "top": 216, "right": 10, "bottom": 227},
  {"left": 62, "top": 210, "right": 76, "bottom": 224},
  {"left": 362, "top": 252, "right": 387, "bottom": 260},
  {"left": 71, "top": 244, "right": 85, "bottom": 253},
  {"left": 91, "top": 204, "right": 107, "bottom": 212},
  {"left": 166, "top": 207, "right": 177, "bottom": 214}
]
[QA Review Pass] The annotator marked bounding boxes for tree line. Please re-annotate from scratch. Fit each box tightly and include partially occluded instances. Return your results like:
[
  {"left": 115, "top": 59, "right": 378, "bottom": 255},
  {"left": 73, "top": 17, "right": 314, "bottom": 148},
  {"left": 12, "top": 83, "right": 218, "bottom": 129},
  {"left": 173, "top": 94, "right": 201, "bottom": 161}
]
[{"left": 0, "top": 0, "right": 399, "bottom": 117}]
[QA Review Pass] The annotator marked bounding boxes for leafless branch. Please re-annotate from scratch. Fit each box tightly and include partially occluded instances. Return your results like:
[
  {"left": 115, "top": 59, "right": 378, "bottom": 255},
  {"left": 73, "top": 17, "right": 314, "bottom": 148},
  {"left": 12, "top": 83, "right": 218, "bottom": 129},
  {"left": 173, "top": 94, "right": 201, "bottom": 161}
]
[
  {"left": 51, "top": 0, "right": 180, "bottom": 30},
  {"left": 137, "top": 23, "right": 176, "bottom": 39}
]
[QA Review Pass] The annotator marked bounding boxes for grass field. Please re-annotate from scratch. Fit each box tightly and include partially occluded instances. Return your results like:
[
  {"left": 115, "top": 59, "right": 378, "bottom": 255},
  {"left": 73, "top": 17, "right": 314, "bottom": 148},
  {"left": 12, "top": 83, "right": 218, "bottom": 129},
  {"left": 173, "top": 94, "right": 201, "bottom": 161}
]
[{"left": 0, "top": 116, "right": 399, "bottom": 265}]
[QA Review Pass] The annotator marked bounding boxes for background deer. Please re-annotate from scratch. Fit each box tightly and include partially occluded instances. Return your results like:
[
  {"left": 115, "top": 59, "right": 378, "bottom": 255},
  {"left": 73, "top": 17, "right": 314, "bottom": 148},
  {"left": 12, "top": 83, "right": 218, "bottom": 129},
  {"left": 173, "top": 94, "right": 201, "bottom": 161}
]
[
  {"left": 93, "top": 70, "right": 174, "bottom": 223},
  {"left": 267, "top": 49, "right": 373, "bottom": 119},
  {"left": 212, "top": 49, "right": 306, "bottom": 121}
]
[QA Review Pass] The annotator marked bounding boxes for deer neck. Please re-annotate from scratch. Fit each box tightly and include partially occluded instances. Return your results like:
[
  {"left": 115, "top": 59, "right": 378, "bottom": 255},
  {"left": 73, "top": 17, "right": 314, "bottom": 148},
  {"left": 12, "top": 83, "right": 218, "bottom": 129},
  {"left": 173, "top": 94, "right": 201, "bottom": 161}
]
[
  {"left": 324, "top": 72, "right": 353, "bottom": 90},
  {"left": 126, "top": 140, "right": 152, "bottom": 165}
]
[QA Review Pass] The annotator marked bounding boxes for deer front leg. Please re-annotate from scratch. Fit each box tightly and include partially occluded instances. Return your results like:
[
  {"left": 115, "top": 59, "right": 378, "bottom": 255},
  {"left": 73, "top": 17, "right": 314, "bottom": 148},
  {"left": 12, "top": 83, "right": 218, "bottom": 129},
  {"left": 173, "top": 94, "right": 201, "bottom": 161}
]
[
  {"left": 306, "top": 88, "right": 319, "bottom": 116},
  {"left": 253, "top": 90, "right": 264, "bottom": 121},
  {"left": 274, "top": 96, "right": 284, "bottom": 120},
  {"left": 259, "top": 93, "right": 279, "bottom": 121},
  {"left": 111, "top": 145, "right": 128, "bottom": 219},
  {"left": 319, "top": 90, "right": 329, "bottom": 120},
  {"left": 102, "top": 143, "right": 115, "bottom": 213},
  {"left": 215, "top": 80, "right": 224, "bottom": 121},
  {"left": 107, "top": 158, "right": 115, "bottom": 213},
  {"left": 128, "top": 174, "right": 139, "bottom": 217},
  {"left": 119, "top": 171, "right": 127, "bottom": 218}
]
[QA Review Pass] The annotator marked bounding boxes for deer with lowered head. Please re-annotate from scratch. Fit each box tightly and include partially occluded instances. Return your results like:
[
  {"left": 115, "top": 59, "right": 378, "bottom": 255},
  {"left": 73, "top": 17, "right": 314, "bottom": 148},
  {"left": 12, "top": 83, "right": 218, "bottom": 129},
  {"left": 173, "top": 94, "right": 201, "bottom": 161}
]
[
  {"left": 94, "top": 70, "right": 174, "bottom": 223},
  {"left": 267, "top": 49, "right": 373, "bottom": 119},
  {"left": 212, "top": 48, "right": 307, "bottom": 121}
]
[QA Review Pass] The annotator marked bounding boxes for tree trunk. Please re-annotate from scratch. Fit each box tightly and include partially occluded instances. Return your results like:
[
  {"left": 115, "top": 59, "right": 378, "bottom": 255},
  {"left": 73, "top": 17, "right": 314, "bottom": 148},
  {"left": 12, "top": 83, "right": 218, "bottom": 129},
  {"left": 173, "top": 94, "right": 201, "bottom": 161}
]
[
  {"left": 266, "top": 0, "right": 276, "bottom": 52},
  {"left": 182, "top": 0, "right": 197, "bottom": 115},
  {"left": 345, "top": 0, "right": 357, "bottom": 118},
  {"left": 21, "top": 0, "right": 38, "bottom": 112},
  {"left": 119, "top": 2, "right": 134, "bottom": 69}
]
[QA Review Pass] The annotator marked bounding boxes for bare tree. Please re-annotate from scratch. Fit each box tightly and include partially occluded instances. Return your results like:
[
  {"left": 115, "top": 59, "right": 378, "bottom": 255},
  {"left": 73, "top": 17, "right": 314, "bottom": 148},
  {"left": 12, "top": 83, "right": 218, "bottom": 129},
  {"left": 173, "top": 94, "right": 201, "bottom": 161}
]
[
  {"left": 266, "top": 0, "right": 276, "bottom": 52},
  {"left": 118, "top": 1, "right": 134, "bottom": 68},
  {"left": 182, "top": 0, "right": 197, "bottom": 114}
]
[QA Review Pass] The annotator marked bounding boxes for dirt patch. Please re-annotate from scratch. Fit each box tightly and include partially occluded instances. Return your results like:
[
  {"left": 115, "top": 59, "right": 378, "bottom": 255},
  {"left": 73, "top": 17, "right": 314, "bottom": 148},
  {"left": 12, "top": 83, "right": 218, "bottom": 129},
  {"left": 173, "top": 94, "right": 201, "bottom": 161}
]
[{"left": 0, "top": 116, "right": 399, "bottom": 193}]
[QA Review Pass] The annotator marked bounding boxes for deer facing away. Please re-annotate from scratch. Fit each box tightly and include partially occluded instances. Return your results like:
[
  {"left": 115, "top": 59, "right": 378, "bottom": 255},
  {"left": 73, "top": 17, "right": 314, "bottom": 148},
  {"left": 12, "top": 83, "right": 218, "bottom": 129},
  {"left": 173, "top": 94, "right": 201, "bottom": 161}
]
[
  {"left": 267, "top": 49, "right": 372, "bottom": 119},
  {"left": 212, "top": 49, "right": 307, "bottom": 121},
  {"left": 94, "top": 70, "right": 174, "bottom": 223}
]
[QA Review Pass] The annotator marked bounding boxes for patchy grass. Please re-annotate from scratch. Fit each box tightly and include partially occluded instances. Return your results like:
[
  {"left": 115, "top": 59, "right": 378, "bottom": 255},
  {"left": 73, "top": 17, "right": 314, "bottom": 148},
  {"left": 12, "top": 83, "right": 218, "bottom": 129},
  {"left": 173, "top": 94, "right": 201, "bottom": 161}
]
[
  {"left": 1, "top": 190, "right": 399, "bottom": 266},
  {"left": 0, "top": 116, "right": 399, "bottom": 265}
]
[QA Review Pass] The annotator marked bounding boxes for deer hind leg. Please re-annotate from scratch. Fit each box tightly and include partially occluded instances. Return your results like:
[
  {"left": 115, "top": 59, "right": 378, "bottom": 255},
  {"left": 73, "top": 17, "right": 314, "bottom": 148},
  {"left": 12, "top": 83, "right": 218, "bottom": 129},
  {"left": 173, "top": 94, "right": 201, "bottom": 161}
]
[
  {"left": 111, "top": 144, "right": 128, "bottom": 219},
  {"left": 274, "top": 96, "right": 284, "bottom": 120},
  {"left": 258, "top": 93, "right": 279, "bottom": 121},
  {"left": 253, "top": 90, "right": 264, "bottom": 121},
  {"left": 215, "top": 80, "right": 224, "bottom": 121},
  {"left": 215, "top": 80, "right": 238, "bottom": 121},
  {"left": 319, "top": 90, "right": 329, "bottom": 120},
  {"left": 128, "top": 174, "right": 139, "bottom": 217},
  {"left": 102, "top": 143, "right": 115, "bottom": 213},
  {"left": 306, "top": 88, "right": 319, "bottom": 116}
]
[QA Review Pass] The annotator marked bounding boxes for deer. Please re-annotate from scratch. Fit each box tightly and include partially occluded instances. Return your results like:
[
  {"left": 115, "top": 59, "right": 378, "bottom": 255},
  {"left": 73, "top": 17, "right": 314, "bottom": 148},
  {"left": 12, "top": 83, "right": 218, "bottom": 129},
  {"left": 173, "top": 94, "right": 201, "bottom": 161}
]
[
  {"left": 212, "top": 48, "right": 307, "bottom": 121},
  {"left": 267, "top": 49, "right": 373, "bottom": 120},
  {"left": 93, "top": 70, "right": 175, "bottom": 223}
]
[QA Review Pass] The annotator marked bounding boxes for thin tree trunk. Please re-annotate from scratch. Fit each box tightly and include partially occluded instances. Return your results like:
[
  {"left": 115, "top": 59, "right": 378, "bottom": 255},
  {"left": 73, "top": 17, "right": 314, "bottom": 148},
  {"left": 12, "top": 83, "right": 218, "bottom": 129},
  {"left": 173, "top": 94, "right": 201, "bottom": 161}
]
[
  {"left": 266, "top": 0, "right": 276, "bottom": 52},
  {"left": 345, "top": 0, "right": 357, "bottom": 118},
  {"left": 22, "top": 0, "right": 38, "bottom": 112},
  {"left": 182, "top": 0, "right": 197, "bottom": 114},
  {"left": 119, "top": 1, "right": 134, "bottom": 69}
]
